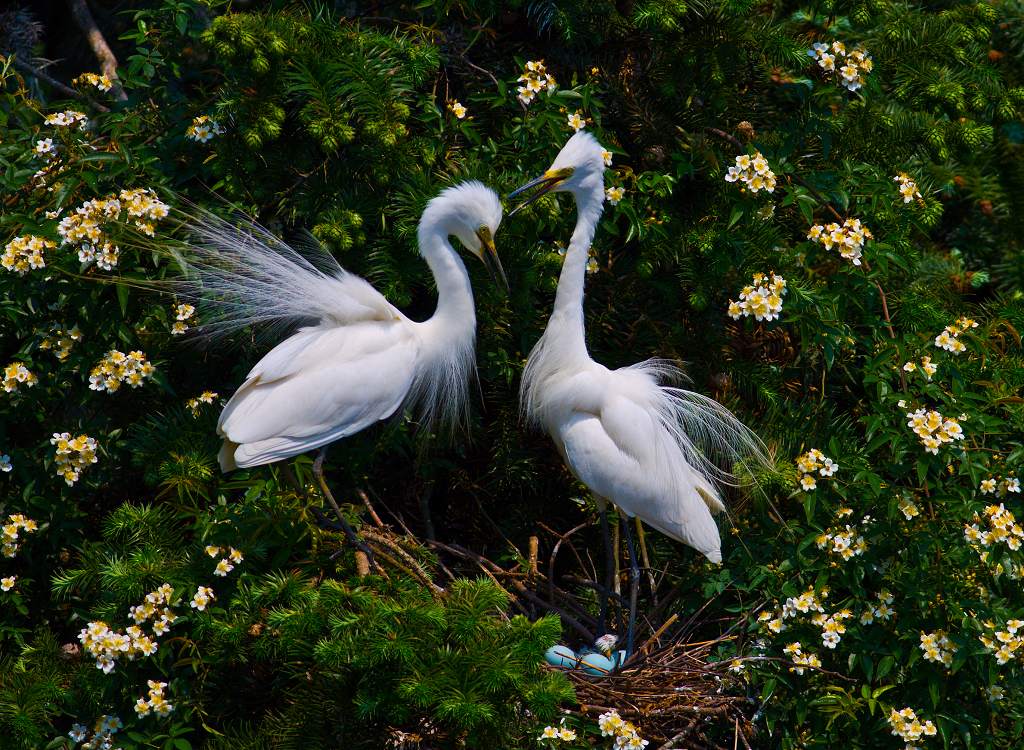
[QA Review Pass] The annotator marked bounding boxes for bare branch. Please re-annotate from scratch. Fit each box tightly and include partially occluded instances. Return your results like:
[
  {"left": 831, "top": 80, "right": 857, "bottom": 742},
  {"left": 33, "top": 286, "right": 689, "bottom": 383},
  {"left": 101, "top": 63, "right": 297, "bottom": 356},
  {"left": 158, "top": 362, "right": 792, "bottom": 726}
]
[
  {"left": 9, "top": 55, "right": 110, "bottom": 112},
  {"left": 67, "top": 0, "right": 128, "bottom": 101}
]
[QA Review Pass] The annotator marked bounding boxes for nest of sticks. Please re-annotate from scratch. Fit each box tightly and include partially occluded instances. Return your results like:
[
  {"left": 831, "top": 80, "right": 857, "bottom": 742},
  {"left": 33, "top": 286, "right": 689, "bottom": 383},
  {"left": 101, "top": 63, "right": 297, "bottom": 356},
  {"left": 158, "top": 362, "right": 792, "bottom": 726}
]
[
  {"left": 321, "top": 488, "right": 757, "bottom": 749},
  {"left": 565, "top": 637, "right": 754, "bottom": 750}
]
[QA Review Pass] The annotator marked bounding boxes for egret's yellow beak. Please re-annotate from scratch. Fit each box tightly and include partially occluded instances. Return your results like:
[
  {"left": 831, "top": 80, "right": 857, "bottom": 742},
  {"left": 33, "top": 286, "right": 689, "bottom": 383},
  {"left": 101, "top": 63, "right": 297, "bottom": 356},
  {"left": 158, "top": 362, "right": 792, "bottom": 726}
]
[
  {"left": 507, "top": 167, "right": 575, "bottom": 216},
  {"left": 475, "top": 226, "right": 509, "bottom": 294}
]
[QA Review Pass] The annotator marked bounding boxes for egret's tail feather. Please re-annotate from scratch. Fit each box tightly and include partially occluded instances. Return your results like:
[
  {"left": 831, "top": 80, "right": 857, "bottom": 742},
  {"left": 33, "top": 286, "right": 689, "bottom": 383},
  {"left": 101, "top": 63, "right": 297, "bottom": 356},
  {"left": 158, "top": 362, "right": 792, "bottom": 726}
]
[
  {"left": 163, "top": 203, "right": 395, "bottom": 338},
  {"left": 630, "top": 359, "right": 769, "bottom": 488}
]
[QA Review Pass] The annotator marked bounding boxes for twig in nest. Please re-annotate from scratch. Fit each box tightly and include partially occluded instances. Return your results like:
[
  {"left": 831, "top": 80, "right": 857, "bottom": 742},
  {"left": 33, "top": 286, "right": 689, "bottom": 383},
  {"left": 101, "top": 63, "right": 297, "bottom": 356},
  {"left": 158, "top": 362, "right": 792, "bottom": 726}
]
[
  {"left": 361, "top": 528, "right": 444, "bottom": 596},
  {"left": 657, "top": 718, "right": 700, "bottom": 750}
]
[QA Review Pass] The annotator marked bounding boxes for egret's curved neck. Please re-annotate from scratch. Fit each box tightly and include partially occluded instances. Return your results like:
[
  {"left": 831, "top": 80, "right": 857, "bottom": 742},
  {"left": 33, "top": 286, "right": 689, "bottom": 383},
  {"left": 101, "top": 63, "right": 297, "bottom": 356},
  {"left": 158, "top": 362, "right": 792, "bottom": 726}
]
[
  {"left": 418, "top": 222, "right": 476, "bottom": 335},
  {"left": 546, "top": 183, "right": 605, "bottom": 361}
]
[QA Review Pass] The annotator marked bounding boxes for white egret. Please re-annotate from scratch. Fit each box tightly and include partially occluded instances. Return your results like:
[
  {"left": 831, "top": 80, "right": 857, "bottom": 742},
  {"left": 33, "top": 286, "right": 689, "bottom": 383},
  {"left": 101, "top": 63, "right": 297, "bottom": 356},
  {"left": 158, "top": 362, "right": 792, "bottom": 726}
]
[
  {"left": 509, "top": 133, "right": 764, "bottom": 654},
  {"left": 173, "top": 181, "right": 506, "bottom": 472},
  {"left": 170, "top": 182, "right": 506, "bottom": 556}
]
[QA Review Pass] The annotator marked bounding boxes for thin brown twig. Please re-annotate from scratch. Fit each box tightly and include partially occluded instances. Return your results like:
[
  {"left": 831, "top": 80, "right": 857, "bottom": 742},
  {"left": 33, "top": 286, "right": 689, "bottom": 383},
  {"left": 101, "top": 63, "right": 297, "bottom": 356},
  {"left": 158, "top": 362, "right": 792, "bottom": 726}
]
[
  {"left": 361, "top": 529, "right": 444, "bottom": 596},
  {"left": 10, "top": 55, "right": 110, "bottom": 112},
  {"left": 429, "top": 540, "right": 596, "bottom": 642},
  {"left": 704, "top": 126, "right": 744, "bottom": 150}
]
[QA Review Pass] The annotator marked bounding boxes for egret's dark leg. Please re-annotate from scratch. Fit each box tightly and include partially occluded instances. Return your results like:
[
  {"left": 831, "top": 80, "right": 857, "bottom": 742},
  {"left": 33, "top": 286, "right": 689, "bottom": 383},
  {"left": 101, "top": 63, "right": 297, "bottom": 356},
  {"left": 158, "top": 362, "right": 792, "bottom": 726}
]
[
  {"left": 621, "top": 514, "right": 641, "bottom": 658},
  {"left": 597, "top": 504, "right": 615, "bottom": 635},
  {"left": 312, "top": 447, "right": 374, "bottom": 570}
]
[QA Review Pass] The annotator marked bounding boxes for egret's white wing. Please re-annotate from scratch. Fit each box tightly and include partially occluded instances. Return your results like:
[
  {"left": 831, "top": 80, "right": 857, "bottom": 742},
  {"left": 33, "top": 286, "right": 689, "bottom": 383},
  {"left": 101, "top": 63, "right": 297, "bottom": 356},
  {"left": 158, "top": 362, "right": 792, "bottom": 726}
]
[
  {"left": 218, "top": 320, "right": 419, "bottom": 469},
  {"left": 557, "top": 379, "right": 723, "bottom": 563}
]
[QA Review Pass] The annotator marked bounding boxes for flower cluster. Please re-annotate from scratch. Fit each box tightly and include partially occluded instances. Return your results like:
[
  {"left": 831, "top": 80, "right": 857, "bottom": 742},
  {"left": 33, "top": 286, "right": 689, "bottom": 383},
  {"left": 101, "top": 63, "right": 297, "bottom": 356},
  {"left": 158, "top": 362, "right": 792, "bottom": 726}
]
[
  {"left": 79, "top": 621, "right": 157, "bottom": 673},
  {"left": 172, "top": 303, "right": 196, "bottom": 335},
  {"left": 795, "top": 448, "right": 837, "bottom": 491},
  {"left": 807, "top": 218, "right": 873, "bottom": 265},
  {"left": 782, "top": 642, "right": 822, "bottom": 674},
  {"left": 44, "top": 110, "right": 89, "bottom": 129},
  {"left": 816, "top": 516, "right": 870, "bottom": 562},
  {"left": 205, "top": 545, "right": 244, "bottom": 577},
  {"left": 808, "top": 41, "right": 873, "bottom": 92},
  {"left": 129, "top": 583, "right": 180, "bottom": 636},
  {"left": 80, "top": 584, "right": 177, "bottom": 672},
  {"left": 859, "top": 590, "right": 896, "bottom": 624},
  {"left": 68, "top": 715, "right": 123, "bottom": 749},
  {"left": 902, "top": 355, "right": 937, "bottom": 381},
  {"left": 40, "top": 323, "right": 84, "bottom": 361},
  {"left": 888, "top": 707, "right": 937, "bottom": 747},
  {"left": 980, "top": 475, "right": 1020, "bottom": 497},
  {"left": 919, "top": 630, "right": 956, "bottom": 667},
  {"left": 538, "top": 720, "right": 576, "bottom": 743},
  {"left": 186, "top": 390, "right": 219, "bottom": 415},
  {"left": 191, "top": 585, "right": 215, "bottom": 611},
  {"left": 51, "top": 432, "right": 99, "bottom": 485},
  {"left": 605, "top": 186, "right": 625, "bottom": 205},
  {"left": 758, "top": 586, "right": 827, "bottom": 634},
  {"left": 1, "top": 575, "right": 14, "bottom": 592},
  {"left": 517, "top": 60, "right": 557, "bottom": 105},
  {"left": 3, "top": 362, "right": 38, "bottom": 393},
  {"left": 597, "top": 710, "right": 650, "bottom": 749},
  {"left": 964, "top": 504, "right": 1024, "bottom": 553},
  {"left": 812, "top": 608, "right": 854, "bottom": 649},
  {"left": 57, "top": 189, "right": 170, "bottom": 270},
  {"left": 727, "top": 272, "right": 787, "bottom": 322},
  {"left": 2, "top": 234, "right": 54, "bottom": 274},
  {"left": 134, "top": 679, "right": 174, "bottom": 717},
  {"left": 186, "top": 115, "right": 225, "bottom": 142},
  {"left": 89, "top": 350, "right": 156, "bottom": 393},
  {"left": 120, "top": 188, "right": 170, "bottom": 236},
  {"left": 3, "top": 513, "right": 39, "bottom": 557},
  {"left": 906, "top": 408, "right": 964, "bottom": 454},
  {"left": 447, "top": 100, "right": 467, "bottom": 119},
  {"left": 724, "top": 152, "right": 777, "bottom": 193},
  {"left": 73, "top": 72, "right": 113, "bottom": 92},
  {"left": 979, "top": 618, "right": 1024, "bottom": 665},
  {"left": 934, "top": 317, "right": 978, "bottom": 354},
  {"left": 895, "top": 173, "right": 922, "bottom": 203}
]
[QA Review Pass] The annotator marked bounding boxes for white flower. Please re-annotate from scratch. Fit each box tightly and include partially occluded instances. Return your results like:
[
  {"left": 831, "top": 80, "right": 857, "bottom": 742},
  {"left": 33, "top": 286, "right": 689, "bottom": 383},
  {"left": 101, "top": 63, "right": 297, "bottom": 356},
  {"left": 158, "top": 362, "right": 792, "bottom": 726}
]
[
  {"left": 190, "top": 585, "right": 215, "bottom": 611},
  {"left": 0, "top": 454, "right": 10, "bottom": 472},
  {"left": 34, "top": 138, "right": 56, "bottom": 156},
  {"left": 0, "top": 576, "right": 15, "bottom": 592},
  {"left": 605, "top": 186, "right": 625, "bottom": 205},
  {"left": 567, "top": 111, "right": 586, "bottom": 132},
  {"left": 448, "top": 100, "right": 467, "bottom": 119}
]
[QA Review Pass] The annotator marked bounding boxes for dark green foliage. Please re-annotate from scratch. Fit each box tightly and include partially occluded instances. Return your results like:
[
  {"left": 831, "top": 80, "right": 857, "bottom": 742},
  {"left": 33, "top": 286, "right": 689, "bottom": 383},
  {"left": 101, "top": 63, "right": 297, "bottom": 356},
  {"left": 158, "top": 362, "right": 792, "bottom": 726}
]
[{"left": 2, "top": 0, "right": 1024, "bottom": 747}]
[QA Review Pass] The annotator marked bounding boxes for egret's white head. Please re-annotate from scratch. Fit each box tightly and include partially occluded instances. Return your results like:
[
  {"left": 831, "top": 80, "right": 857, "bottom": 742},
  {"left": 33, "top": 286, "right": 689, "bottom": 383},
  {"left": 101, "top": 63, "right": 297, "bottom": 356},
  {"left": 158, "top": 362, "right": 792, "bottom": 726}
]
[
  {"left": 420, "top": 180, "right": 507, "bottom": 290},
  {"left": 508, "top": 131, "right": 607, "bottom": 214}
]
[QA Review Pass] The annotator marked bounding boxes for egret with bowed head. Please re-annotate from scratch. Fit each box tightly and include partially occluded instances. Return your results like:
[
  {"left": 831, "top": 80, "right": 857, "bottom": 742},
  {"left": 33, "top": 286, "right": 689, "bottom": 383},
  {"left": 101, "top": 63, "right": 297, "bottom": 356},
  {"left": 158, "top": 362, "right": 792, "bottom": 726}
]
[
  {"left": 509, "top": 132, "right": 765, "bottom": 655},
  {"left": 172, "top": 181, "right": 506, "bottom": 543}
]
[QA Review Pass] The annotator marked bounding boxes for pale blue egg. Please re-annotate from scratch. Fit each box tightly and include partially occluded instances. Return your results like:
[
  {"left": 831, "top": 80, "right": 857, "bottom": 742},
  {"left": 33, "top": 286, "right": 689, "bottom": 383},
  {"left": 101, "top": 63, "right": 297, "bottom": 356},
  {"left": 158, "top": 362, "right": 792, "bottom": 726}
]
[
  {"left": 577, "top": 651, "right": 616, "bottom": 676},
  {"left": 544, "top": 644, "right": 578, "bottom": 669}
]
